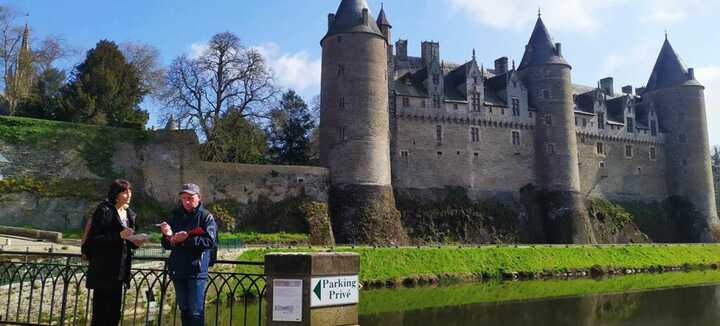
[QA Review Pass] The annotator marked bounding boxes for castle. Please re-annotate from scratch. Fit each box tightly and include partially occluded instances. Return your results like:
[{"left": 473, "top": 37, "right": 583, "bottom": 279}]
[{"left": 319, "top": 0, "right": 720, "bottom": 244}]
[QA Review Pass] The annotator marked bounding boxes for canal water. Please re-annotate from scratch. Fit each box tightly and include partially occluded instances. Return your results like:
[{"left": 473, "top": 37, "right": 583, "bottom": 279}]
[{"left": 358, "top": 270, "right": 720, "bottom": 326}]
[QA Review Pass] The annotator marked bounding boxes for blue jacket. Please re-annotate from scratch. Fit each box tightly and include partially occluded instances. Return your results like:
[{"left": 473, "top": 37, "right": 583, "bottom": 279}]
[{"left": 161, "top": 203, "right": 217, "bottom": 279}]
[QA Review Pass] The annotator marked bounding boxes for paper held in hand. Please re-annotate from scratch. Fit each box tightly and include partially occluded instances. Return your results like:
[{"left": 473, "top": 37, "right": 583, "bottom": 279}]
[{"left": 126, "top": 233, "right": 150, "bottom": 242}]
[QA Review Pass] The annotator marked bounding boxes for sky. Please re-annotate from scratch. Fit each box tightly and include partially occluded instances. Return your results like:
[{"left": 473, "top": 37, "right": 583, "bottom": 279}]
[{"left": 5, "top": 0, "right": 720, "bottom": 145}]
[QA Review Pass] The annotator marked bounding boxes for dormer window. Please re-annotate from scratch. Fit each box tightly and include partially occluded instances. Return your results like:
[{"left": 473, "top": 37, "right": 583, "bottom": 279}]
[{"left": 402, "top": 97, "right": 410, "bottom": 107}]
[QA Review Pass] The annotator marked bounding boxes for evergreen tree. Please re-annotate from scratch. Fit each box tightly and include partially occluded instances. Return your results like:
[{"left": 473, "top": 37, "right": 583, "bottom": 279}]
[
  {"left": 200, "top": 109, "right": 268, "bottom": 164},
  {"left": 15, "top": 67, "right": 65, "bottom": 119},
  {"left": 61, "top": 40, "right": 147, "bottom": 128},
  {"left": 268, "top": 90, "right": 316, "bottom": 165}
]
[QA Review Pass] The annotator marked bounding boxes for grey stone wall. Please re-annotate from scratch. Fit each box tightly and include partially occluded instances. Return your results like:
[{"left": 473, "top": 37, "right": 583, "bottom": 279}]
[{"left": 0, "top": 130, "right": 330, "bottom": 231}]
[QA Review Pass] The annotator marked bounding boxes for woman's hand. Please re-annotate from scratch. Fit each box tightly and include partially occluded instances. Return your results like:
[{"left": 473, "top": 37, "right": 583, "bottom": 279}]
[
  {"left": 158, "top": 222, "right": 173, "bottom": 237},
  {"left": 120, "top": 227, "right": 134, "bottom": 239}
]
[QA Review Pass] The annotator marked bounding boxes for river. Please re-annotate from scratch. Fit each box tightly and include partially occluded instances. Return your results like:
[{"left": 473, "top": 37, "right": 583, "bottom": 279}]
[{"left": 358, "top": 269, "right": 720, "bottom": 326}]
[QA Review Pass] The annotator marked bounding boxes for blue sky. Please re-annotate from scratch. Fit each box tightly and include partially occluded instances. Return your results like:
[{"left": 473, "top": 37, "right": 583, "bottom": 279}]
[{"left": 6, "top": 0, "right": 720, "bottom": 145}]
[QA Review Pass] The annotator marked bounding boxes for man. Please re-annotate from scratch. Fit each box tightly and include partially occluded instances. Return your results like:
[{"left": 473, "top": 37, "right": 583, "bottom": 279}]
[{"left": 160, "top": 183, "right": 217, "bottom": 326}]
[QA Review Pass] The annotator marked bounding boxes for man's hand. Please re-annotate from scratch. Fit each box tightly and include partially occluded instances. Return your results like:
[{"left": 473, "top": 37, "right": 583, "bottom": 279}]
[
  {"left": 170, "top": 231, "right": 188, "bottom": 245},
  {"left": 158, "top": 222, "right": 173, "bottom": 237},
  {"left": 120, "top": 227, "right": 134, "bottom": 239}
]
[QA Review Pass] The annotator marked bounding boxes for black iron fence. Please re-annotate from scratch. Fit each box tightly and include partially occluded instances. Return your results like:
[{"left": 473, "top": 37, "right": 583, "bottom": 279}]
[{"left": 0, "top": 251, "right": 266, "bottom": 326}]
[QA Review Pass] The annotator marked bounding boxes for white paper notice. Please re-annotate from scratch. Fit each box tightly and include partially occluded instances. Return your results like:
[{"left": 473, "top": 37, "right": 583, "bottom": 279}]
[{"left": 272, "top": 279, "right": 303, "bottom": 322}]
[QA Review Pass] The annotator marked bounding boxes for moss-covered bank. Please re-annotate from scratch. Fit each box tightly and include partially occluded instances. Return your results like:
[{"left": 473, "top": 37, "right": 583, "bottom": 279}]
[{"left": 238, "top": 244, "right": 720, "bottom": 286}]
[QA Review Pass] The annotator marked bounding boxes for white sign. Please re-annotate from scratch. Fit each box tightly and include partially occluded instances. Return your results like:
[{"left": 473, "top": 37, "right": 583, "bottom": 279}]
[
  {"left": 310, "top": 275, "right": 359, "bottom": 308},
  {"left": 272, "top": 279, "right": 303, "bottom": 322}
]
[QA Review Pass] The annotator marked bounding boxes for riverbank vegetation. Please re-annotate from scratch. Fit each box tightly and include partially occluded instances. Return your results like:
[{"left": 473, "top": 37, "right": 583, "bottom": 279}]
[{"left": 238, "top": 244, "right": 720, "bottom": 286}]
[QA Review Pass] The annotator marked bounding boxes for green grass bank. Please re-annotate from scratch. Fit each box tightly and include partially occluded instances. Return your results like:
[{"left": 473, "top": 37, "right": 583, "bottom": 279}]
[{"left": 238, "top": 244, "right": 720, "bottom": 286}]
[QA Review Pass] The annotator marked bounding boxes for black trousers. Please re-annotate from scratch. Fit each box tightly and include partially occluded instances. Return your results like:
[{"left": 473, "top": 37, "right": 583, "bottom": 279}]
[{"left": 91, "top": 282, "right": 124, "bottom": 326}]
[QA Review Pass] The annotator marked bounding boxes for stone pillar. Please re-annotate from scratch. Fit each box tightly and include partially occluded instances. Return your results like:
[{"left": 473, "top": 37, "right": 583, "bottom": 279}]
[{"left": 265, "top": 252, "right": 360, "bottom": 326}]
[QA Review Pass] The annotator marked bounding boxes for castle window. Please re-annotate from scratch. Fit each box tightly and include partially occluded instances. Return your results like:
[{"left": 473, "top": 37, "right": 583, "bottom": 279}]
[
  {"left": 501, "top": 108, "right": 505, "bottom": 115},
  {"left": 402, "top": 97, "right": 410, "bottom": 107},
  {"left": 436, "top": 125, "right": 442, "bottom": 144},
  {"left": 529, "top": 111, "right": 533, "bottom": 118},
  {"left": 433, "top": 95, "right": 441, "bottom": 108},
  {"left": 598, "top": 112, "right": 605, "bottom": 129},
  {"left": 339, "top": 97, "right": 346, "bottom": 110},
  {"left": 473, "top": 152, "right": 479, "bottom": 162},
  {"left": 580, "top": 135, "right": 586, "bottom": 144},
  {"left": 637, "top": 167, "right": 642, "bottom": 175},
  {"left": 582, "top": 118, "right": 587, "bottom": 127},
  {"left": 488, "top": 107, "right": 493, "bottom": 114},
  {"left": 337, "top": 64, "right": 344, "bottom": 76},
  {"left": 513, "top": 80, "right": 517, "bottom": 88},
  {"left": 400, "top": 150, "right": 409, "bottom": 158},
  {"left": 337, "top": 126, "right": 346, "bottom": 142},
  {"left": 437, "top": 151, "right": 443, "bottom": 157},
  {"left": 599, "top": 161, "right": 605, "bottom": 168},
  {"left": 421, "top": 99, "right": 426, "bottom": 108},
  {"left": 625, "top": 145, "right": 633, "bottom": 158},
  {"left": 547, "top": 143, "right": 556, "bottom": 154},
  {"left": 626, "top": 117, "right": 634, "bottom": 133},
  {"left": 649, "top": 146, "right": 656, "bottom": 160},
  {"left": 543, "top": 89, "right": 550, "bottom": 99},
  {"left": 472, "top": 93, "right": 481, "bottom": 112},
  {"left": 596, "top": 142, "right": 605, "bottom": 155},
  {"left": 433, "top": 73, "right": 440, "bottom": 85},
  {"left": 512, "top": 98, "right": 520, "bottom": 116},
  {"left": 544, "top": 114, "right": 552, "bottom": 126},
  {"left": 678, "top": 133, "right": 687, "bottom": 143},
  {"left": 575, "top": 117, "right": 578, "bottom": 126},
  {"left": 454, "top": 104, "right": 458, "bottom": 110},
  {"left": 470, "top": 127, "right": 480, "bottom": 143},
  {"left": 511, "top": 130, "right": 521, "bottom": 146},
  {"left": 473, "top": 76, "right": 478, "bottom": 84},
  {"left": 650, "top": 120, "right": 657, "bottom": 136},
  {"left": 457, "top": 151, "right": 461, "bottom": 155}
]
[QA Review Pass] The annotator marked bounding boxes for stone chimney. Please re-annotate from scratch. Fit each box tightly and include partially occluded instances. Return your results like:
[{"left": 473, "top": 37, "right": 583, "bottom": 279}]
[
  {"left": 396, "top": 39, "right": 408, "bottom": 61},
  {"left": 494, "top": 57, "right": 508, "bottom": 75},
  {"left": 600, "top": 77, "right": 614, "bottom": 96},
  {"left": 328, "top": 14, "right": 335, "bottom": 29},
  {"left": 421, "top": 41, "right": 440, "bottom": 67},
  {"left": 555, "top": 43, "right": 562, "bottom": 56},
  {"left": 688, "top": 67, "right": 696, "bottom": 80}
]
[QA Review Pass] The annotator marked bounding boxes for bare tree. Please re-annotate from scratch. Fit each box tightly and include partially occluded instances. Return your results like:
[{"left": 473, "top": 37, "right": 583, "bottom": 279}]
[
  {"left": 121, "top": 41, "right": 164, "bottom": 99},
  {"left": 162, "top": 31, "right": 276, "bottom": 140},
  {"left": 0, "top": 6, "right": 21, "bottom": 93},
  {"left": 33, "top": 35, "right": 76, "bottom": 74}
]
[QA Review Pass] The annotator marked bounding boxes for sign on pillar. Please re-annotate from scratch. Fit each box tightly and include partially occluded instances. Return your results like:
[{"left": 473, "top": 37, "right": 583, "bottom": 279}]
[{"left": 265, "top": 252, "right": 360, "bottom": 326}]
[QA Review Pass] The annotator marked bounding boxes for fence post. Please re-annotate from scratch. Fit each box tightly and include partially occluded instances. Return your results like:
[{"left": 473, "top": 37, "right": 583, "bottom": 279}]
[
  {"left": 58, "top": 256, "right": 72, "bottom": 324},
  {"left": 265, "top": 252, "right": 360, "bottom": 326}
]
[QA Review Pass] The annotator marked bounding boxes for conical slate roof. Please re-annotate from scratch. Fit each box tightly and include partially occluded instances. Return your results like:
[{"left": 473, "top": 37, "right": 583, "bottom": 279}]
[
  {"left": 322, "top": 0, "right": 384, "bottom": 43},
  {"left": 645, "top": 38, "right": 700, "bottom": 92},
  {"left": 376, "top": 4, "right": 391, "bottom": 28},
  {"left": 518, "top": 16, "right": 569, "bottom": 70}
]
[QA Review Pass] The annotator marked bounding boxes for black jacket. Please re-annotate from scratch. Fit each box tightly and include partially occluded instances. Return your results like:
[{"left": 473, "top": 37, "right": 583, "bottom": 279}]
[
  {"left": 84, "top": 200, "right": 138, "bottom": 290},
  {"left": 161, "top": 203, "right": 217, "bottom": 279}
]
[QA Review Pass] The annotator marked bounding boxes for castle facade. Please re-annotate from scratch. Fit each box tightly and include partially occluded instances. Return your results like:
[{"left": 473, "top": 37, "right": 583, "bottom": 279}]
[{"left": 319, "top": 0, "right": 720, "bottom": 243}]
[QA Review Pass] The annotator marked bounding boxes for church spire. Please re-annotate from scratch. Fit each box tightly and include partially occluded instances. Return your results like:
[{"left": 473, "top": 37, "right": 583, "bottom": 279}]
[{"left": 517, "top": 15, "right": 569, "bottom": 70}]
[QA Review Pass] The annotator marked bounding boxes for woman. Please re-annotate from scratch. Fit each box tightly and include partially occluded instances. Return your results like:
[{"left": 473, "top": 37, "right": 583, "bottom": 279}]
[{"left": 82, "top": 179, "right": 144, "bottom": 326}]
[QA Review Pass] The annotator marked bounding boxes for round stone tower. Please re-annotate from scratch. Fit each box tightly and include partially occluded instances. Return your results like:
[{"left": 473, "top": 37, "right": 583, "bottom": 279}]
[
  {"left": 319, "top": 0, "right": 407, "bottom": 244},
  {"left": 642, "top": 37, "right": 720, "bottom": 242},
  {"left": 517, "top": 15, "right": 595, "bottom": 244}
]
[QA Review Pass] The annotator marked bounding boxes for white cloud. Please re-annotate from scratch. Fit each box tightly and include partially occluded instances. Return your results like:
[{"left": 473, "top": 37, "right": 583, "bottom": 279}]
[
  {"left": 696, "top": 67, "right": 720, "bottom": 146},
  {"left": 638, "top": 0, "right": 704, "bottom": 23},
  {"left": 253, "top": 42, "right": 321, "bottom": 93},
  {"left": 446, "top": 0, "right": 623, "bottom": 32},
  {"left": 189, "top": 42, "right": 208, "bottom": 59}
]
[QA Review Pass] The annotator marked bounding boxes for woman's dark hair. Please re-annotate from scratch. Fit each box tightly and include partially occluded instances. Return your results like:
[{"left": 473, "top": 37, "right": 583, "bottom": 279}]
[{"left": 107, "top": 179, "right": 132, "bottom": 204}]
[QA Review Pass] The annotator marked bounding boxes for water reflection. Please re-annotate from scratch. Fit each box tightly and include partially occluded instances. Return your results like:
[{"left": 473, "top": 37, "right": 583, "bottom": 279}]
[{"left": 360, "top": 272, "right": 720, "bottom": 326}]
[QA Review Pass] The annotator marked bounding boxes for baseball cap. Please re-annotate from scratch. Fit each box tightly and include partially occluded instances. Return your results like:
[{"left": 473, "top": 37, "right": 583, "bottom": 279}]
[{"left": 179, "top": 183, "right": 200, "bottom": 195}]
